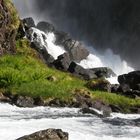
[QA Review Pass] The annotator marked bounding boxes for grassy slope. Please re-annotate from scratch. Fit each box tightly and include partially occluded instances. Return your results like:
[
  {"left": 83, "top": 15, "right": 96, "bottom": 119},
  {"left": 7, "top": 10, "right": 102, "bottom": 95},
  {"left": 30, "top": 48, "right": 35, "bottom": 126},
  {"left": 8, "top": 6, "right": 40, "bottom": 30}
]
[{"left": 0, "top": 38, "right": 139, "bottom": 112}]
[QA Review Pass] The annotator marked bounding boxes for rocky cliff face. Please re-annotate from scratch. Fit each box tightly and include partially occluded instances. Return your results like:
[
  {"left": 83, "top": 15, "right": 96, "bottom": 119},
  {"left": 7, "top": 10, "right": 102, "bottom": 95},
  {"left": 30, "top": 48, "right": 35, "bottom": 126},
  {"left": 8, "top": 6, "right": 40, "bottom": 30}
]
[{"left": 0, "top": 0, "right": 19, "bottom": 54}]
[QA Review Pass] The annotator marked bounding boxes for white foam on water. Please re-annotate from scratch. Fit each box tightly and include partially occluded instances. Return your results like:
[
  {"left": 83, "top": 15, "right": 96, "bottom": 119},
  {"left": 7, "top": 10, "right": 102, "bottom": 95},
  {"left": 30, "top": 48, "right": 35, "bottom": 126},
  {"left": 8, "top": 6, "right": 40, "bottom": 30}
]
[
  {"left": 0, "top": 103, "right": 140, "bottom": 140},
  {"left": 79, "top": 48, "right": 134, "bottom": 75},
  {"left": 30, "top": 28, "right": 65, "bottom": 59},
  {"left": 78, "top": 47, "right": 134, "bottom": 84}
]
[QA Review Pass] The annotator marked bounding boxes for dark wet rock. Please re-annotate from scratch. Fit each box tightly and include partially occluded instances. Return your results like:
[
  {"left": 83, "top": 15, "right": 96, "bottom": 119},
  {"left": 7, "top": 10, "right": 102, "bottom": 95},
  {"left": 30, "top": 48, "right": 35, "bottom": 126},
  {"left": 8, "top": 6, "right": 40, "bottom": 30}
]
[
  {"left": 22, "top": 17, "right": 35, "bottom": 30},
  {"left": 80, "top": 106, "right": 111, "bottom": 118},
  {"left": 111, "top": 84, "right": 120, "bottom": 93},
  {"left": 129, "top": 107, "right": 140, "bottom": 114},
  {"left": 40, "top": 47, "right": 55, "bottom": 65},
  {"left": 16, "top": 22, "right": 26, "bottom": 39},
  {"left": 122, "top": 90, "right": 140, "bottom": 98},
  {"left": 13, "top": 95, "right": 34, "bottom": 107},
  {"left": 118, "top": 71, "right": 140, "bottom": 90},
  {"left": 109, "top": 104, "right": 123, "bottom": 113},
  {"left": 48, "top": 99, "right": 68, "bottom": 107},
  {"left": 33, "top": 96, "right": 45, "bottom": 106},
  {"left": 68, "top": 62, "right": 97, "bottom": 80},
  {"left": 37, "top": 21, "right": 55, "bottom": 33},
  {"left": 65, "top": 40, "right": 89, "bottom": 62},
  {"left": 90, "top": 67, "right": 116, "bottom": 78},
  {"left": 80, "top": 108, "right": 103, "bottom": 118},
  {"left": 52, "top": 53, "right": 71, "bottom": 71},
  {"left": 54, "top": 31, "right": 71, "bottom": 46},
  {"left": 118, "top": 84, "right": 131, "bottom": 93},
  {"left": 103, "top": 117, "right": 140, "bottom": 127},
  {"left": 16, "top": 129, "right": 68, "bottom": 140},
  {"left": 86, "top": 78, "right": 111, "bottom": 92},
  {"left": 54, "top": 31, "right": 89, "bottom": 62}
]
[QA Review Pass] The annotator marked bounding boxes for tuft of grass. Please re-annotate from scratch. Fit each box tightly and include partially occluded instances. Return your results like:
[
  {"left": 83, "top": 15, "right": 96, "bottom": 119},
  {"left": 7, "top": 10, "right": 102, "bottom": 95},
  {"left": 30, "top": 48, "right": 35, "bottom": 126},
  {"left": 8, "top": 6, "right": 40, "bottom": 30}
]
[
  {"left": 92, "top": 91, "right": 140, "bottom": 113},
  {"left": 0, "top": 53, "right": 86, "bottom": 101}
]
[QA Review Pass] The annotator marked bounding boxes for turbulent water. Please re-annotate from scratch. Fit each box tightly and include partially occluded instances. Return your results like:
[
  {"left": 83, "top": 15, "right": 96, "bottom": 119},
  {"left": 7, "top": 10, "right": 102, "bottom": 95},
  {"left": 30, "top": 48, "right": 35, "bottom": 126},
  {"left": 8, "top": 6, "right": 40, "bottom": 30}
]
[
  {"left": 29, "top": 27, "right": 134, "bottom": 84},
  {"left": 0, "top": 103, "right": 140, "bottom": 140}
]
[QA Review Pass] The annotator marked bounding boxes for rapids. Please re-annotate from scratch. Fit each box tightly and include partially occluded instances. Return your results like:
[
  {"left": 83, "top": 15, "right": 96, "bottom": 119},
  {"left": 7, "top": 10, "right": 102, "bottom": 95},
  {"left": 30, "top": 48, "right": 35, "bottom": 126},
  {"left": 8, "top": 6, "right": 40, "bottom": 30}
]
[{"left": 0, "top": 103, "right": 140, "bottom": 140}]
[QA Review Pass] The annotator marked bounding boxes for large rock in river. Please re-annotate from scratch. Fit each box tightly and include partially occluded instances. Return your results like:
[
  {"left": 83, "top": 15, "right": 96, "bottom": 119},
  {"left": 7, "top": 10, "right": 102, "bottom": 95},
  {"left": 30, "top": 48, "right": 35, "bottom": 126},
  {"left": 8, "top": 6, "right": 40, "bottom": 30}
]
[{"left": 16, "top": 129, "right": 68, "bottom": 140}]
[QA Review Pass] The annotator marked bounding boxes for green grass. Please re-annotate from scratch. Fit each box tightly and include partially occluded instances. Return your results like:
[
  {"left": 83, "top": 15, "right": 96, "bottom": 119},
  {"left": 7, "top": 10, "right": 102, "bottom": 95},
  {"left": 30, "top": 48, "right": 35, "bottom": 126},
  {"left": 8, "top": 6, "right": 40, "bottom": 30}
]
[
  {"left": 0, "top": 53, "right": 86, "bottom": 101},
  {"left": 92, "top": 91, "right": 140, "bottom": 112},
  {"left": 0, "top": 38, "right": 139, "bottom": 112}
]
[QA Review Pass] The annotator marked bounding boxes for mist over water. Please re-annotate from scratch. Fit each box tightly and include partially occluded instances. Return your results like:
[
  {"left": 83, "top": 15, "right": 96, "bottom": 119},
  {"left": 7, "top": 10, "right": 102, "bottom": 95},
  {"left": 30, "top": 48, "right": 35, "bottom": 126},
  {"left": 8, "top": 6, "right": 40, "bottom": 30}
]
[
  {"left": 13, "top": 0, "right": 140, "bottom": 69},
  {"left": 12, "top": 0, "right": 137, "bottom": 74}
]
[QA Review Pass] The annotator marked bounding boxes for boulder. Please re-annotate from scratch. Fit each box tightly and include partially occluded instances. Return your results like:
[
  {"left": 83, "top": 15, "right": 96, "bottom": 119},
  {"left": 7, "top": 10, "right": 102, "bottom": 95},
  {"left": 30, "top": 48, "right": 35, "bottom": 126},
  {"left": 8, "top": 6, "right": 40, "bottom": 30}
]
[
  {"left": 22, "top": 17, "right": 35, "bottom": 30},
  {"left": 27, "top": 28, "right": 55, "bottom": 65},
  {"left": 54, "top": 31, "right": 89, "bottom": 62},
  {"left": 37, "top": 21, "right": 55, "bottom": 33},
  {"left": 65, "top": 40, "right": 89, "bottom": 62},
  {"left": 13, "top": 95, "right": 34, "bottom": 107},
  {"left": 86, "top": 78, "right": 111, "bottom": 92},
  {"left": 90, "top": 67, "right": 116, "bottom": 78},
  {"left": 52, "top": 53, "right": 71, "bottom": 71},
  {"left": 68, "top": 62, "right": 97, "bottom": 80},
  {"left": 71, "top": 89, "right": 93, "bottom": 108},
  {"left": 54, "top": 31, "right": 71, "bottom": 46},
  {"left": 16, "top": 129, "right": 68, "bottom": 140},
  {"left": 80, "top": 108, "right": 103, "bottom": 118},
  {"left": 111, "top": 84, "right": 120, "bottom": 93},
  {"left": 118, "top": 71, "right": 140, "bottom": 90}
]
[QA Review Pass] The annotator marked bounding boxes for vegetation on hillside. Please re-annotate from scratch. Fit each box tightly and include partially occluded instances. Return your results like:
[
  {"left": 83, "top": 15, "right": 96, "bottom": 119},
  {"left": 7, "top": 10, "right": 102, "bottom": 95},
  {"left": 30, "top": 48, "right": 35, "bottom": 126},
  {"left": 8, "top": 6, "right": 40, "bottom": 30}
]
[{"left": 0, "top": 38, "right": 139, "bottom": 112}]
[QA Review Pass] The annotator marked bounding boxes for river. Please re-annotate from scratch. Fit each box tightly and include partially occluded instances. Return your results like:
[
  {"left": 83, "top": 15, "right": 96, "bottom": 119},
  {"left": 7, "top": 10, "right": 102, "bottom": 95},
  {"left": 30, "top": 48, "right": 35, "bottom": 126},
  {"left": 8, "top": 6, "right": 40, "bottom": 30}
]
[{"left": 0, "top": 103, "right": 140, "bottom": 140}]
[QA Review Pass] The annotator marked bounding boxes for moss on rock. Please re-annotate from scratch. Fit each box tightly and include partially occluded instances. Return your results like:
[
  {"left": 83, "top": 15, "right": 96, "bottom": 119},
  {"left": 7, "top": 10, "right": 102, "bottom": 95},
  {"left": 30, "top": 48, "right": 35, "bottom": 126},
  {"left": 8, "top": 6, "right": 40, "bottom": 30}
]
[{"left": 0, "top": 0, "right": 20, "bottom": 54}]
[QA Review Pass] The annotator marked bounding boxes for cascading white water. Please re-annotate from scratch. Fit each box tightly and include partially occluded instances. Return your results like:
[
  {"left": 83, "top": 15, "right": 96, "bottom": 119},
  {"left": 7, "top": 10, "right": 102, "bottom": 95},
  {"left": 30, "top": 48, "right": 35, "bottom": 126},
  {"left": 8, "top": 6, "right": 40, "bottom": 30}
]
[
  {"left": 0, "top": 103, "right": 140, "bottom": 140},
  {"left": 30, "top": 28, "right": 65, "bottom": 59},
  {"left": 29, "top": 28, "right": 134, "bottom": 84}
]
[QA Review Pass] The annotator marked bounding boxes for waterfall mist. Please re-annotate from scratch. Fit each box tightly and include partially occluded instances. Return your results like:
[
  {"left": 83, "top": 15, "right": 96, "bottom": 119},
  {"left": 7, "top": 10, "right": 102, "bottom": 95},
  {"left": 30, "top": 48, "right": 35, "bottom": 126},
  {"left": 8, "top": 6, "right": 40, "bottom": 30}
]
[{"left": 13, "top": 0, "right": 140, "bottom": 70}]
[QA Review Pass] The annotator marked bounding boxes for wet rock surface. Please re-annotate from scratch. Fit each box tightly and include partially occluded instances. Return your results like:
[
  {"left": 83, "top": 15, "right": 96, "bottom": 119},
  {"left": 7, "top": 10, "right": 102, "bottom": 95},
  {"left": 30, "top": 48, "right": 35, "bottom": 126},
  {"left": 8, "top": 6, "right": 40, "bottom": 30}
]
[
  {"left": 103, "top": 117, "right": 140, "bottom": 127},
  {"left": 16, "top": 129, "right": 68, "bottom": 140}
]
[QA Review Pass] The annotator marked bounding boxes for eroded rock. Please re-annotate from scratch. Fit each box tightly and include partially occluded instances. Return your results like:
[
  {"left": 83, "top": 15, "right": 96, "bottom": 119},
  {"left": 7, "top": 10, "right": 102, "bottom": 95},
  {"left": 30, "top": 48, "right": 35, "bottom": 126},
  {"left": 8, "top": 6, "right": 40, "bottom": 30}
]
[{"left": 16, "top": 129, "right": 68, "bottom": 140}]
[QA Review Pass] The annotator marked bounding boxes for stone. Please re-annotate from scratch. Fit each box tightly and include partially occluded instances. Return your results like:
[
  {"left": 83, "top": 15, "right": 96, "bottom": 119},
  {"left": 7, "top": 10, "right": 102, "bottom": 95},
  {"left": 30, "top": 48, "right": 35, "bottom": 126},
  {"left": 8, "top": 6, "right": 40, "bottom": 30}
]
[
  {"left": 54, "top": 31, "right": 89, "bottom": 62},
  {"left": 65, "top": 40, "right": 89, "bottom": 62},
  {"left": 90, "top": 67, "right": 116, "bottom": 78},
  {"left": 16, "top": 129, "right": 68, "bottom": 140},
  {"left": 111, "top": 84, "right": 120, "bottom": 93},
  {"left": 80, "top": 108, "right": 103, "bottom": 118},
  {"left": 118, "top": 71, "right": 140, "bottom": 90},
  {"left": 22, "top": 17, "right": 35, "bottom": 30},
  {"left": 68, "top": 62, "right": 97, "bottom": 80},
  {"left": 37, "top": 21, "right": 55, "bottom": 33},
  {"left": 13, "top": 95, "right": 34, "bottom": 107},
  {"left": 52, "top": 53, "right": 71, "bottom": 71},
  {"left": 86, "top": 78, "right": 111, "bottom": 92}
]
